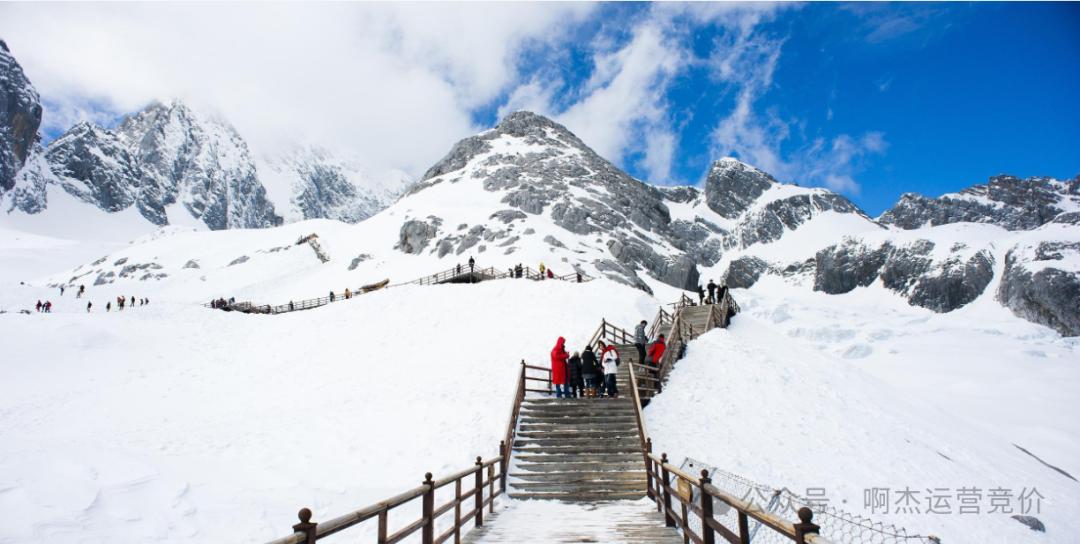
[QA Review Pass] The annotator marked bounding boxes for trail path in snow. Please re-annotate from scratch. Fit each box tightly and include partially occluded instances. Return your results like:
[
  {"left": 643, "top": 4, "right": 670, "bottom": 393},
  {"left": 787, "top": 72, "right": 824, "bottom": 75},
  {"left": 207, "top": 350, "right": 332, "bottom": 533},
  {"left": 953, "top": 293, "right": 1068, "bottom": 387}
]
[{"left": 462, "top": 499, "right": 682, "bottom": 544}]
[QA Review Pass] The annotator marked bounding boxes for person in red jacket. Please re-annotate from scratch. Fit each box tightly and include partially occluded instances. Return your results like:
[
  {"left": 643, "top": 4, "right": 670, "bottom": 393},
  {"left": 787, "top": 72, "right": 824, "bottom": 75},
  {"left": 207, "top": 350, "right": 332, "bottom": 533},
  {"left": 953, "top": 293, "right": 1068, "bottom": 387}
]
[
  {"left": 551, "top": 337, "right": 569, "bottom": 399},
  {"left": 648, "top": 334, "right": 666, "bottom": 364}
]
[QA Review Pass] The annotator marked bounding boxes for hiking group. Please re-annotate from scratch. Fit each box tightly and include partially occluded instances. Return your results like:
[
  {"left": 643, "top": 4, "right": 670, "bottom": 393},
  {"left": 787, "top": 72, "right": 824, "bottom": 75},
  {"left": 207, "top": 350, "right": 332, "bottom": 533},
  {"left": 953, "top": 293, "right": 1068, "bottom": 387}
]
[
  {"left": 696, "top": 279, "right": 729, "bottom": 306},
  {"left": 34, "top": 284, "right": 149, "bottom": 313},
  {"left": 549, "top": 321, "right": 666, "bottom": 400}
]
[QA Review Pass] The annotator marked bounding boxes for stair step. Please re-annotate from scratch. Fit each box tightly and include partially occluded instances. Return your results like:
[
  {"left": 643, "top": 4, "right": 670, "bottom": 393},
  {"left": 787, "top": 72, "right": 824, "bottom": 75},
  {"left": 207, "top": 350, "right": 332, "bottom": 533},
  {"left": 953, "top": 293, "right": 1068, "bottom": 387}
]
[
  {"left": 513, "top": 446, "right": 641, "bottom": 456},
  {"left": 512, "top": 462, "right": 645, "bottom": 473},
  {"left": 507, "top": 491, "right": 647, "bottom": 501},
  {"left": 517, "top": 430, "right": 638, "bottom": 439},
  {"left": 521, "top": 415, "right": 637, "bottom": 423},
  {"left": 516, "top": 453, "right": 644, "bottom": 463},
  {"left": 513, "top": 437, "right": 641, "bottom": 448},
  {"left": 510, "top": 481, "right": 647, "bottom": 493},
  {"left": 510, "top": 471, "right": 646, "bottom": 482},
  {"left": 519, "top": 423, "right": 637, "bottom": 432}
]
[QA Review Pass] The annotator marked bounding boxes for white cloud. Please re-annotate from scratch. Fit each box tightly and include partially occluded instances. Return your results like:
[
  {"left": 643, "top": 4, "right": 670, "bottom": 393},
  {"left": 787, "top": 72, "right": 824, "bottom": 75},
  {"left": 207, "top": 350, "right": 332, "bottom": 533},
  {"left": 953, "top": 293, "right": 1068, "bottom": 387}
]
[
  {"left": 0, "top": 3, "right": 594, "bottom": 177},
  {"left": 707, "top": 10, "right": 887, "bottom": 195}
]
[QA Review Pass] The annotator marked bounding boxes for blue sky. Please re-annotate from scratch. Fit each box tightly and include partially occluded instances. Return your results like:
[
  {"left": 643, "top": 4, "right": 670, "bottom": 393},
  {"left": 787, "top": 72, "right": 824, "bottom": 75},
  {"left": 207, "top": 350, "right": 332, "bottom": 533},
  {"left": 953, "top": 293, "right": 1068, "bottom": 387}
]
[
  {"left": 476, "top": 2, "right": 1080, "bottom": 215},
  {"left": 4, "top": 2, "right": 1078, "bottom": 216}
]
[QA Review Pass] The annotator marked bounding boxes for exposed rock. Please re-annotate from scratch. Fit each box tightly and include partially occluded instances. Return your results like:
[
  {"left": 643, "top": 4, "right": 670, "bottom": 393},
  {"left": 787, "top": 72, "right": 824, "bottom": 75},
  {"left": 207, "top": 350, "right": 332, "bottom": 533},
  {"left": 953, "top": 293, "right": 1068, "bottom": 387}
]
[
  {"left": 1011, "top": 516, "right": 1045, "bottom": 532},
  {"left": 593, "top": 259, "right": 653, "bottom": 294},
  {"left": 814, "top": 240, "right": 887, "bottom": 294},
  {"left": 0, "top": 40, "right": 42, "bottom": 197},
  {"left": 705, "top": 158, "right": 778, "bottom": 219},
  {"left": 878, "top": 174, "right": 1080, "bottom": 231},
  {"left": 395, "top": 218, "right": 441, "bottom": 255},
  {"left": 489, "top": 209, "right": 527, "bottom": 224},
  {"left": 228, "top": 256, "right": 250, "bottom": 266},
  {"left": 997, "top": 242, "right": 1080, "bottom": 336},
  {"left": 543, "top": 235, "right": 566, "bottom": 249},
  {"left": 114, "top": 257, "right": 129, "bottom": 266},
  {"left": 348, "top": 254, "right": 372, "bottom": 271},
  {"left": 724, "top": 256, "right": 771, "bottom": 289},
  {"left": 184, "top": 260, "right": 200, "bottom": 269},
  {"left": 456, "top": 225, "right": 485, "bottom": 255}
]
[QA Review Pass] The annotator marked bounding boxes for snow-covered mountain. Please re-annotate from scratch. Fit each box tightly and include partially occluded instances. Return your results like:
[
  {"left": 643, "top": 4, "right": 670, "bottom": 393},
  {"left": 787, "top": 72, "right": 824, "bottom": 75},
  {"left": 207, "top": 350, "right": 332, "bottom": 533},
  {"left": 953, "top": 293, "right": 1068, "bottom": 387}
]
[
  {"left": 256, "top": 143, "right": 410, "bottom": 224},
  {"left": 0, "top": 42, "right": 408, "bottom": 232}
]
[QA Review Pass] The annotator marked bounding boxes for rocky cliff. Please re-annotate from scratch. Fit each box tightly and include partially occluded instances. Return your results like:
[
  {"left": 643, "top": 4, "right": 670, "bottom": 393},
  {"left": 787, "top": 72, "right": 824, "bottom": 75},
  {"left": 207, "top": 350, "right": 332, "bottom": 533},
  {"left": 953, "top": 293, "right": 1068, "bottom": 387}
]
[{"left": 0, "top": 39, "right": 46, "bottom": 212}]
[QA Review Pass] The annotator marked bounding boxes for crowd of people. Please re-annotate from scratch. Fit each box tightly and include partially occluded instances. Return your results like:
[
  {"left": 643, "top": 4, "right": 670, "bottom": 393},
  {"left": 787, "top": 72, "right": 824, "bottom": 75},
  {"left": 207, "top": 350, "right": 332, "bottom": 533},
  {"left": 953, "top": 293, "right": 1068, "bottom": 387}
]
[
  {"left": 31, "top": 284, "right": 151, "bottom": 314},
  {"left": 548, "top": 321, "right": 667, "bottom": 399},
  {"left": 696, "top": 279, "right": 730, "bottom": 306},
  {"left": 209, "top": 297, "right": 234, "bottom": 309}
]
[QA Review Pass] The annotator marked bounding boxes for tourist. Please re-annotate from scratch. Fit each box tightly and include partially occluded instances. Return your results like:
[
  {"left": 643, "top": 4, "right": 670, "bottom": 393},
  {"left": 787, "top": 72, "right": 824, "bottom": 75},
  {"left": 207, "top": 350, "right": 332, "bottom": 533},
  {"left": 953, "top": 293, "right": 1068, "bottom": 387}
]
[
  {"left": 633, "top": 320, "right": 648, "bottom": 366},
  {"left": 717, "top": 281, "right": 729, "bottom": 305},
  {"left": 330, "top": 291, "right": 335, "bottom": 302},
  {"left": 106, "top": 302, "right": 111, "bottom": 312},
  {"left": 576, "top": 272, "right": 582, "bottom": 283},
  {"left": 87, "top": 301, "right": 92, "bottom": 313},
  {"left": 550, "top": 337, "right": 569, "bottom": 399},
  {"left": 345, "top": 288, "right": 351, "bottom": 299},
  {"left": 600, "top": 341, "right": 620, "bottom": 398},
  {"left": 60, "top": 286, "right": 65, "bottom": 296},
  {"left": 648, "top": 334, "right": 666, "bottom": 366},
  {"left": 36, "top": 300, "right": 42, "bottom": 312},
  {"left": 707, "top": 279, "right": 717, "bottom": 304},
  {"left": 546, "top": 268, "right": 554, "bottom": 279},
  {"left": 468, "top": 256, "right": 475, "bottom": 273},
  {"left": 697, "top": 284, "right": 705, "bottom": 305},
  {"left": 581, "top": 345, "right": 601, "bottom": 398},
  {"left": 567, "top": 351, "right": 584, "bottom": 398}
]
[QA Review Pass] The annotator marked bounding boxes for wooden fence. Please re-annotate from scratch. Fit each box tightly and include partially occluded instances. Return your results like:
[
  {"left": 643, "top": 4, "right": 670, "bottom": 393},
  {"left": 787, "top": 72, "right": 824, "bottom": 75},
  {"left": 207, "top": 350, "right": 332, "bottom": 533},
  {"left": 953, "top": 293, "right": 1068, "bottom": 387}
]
[
  {"left": 625, "top": 323, "right": 833, "bottom": 544},
  {"left": 263, "top": 360, "right": 550, "bottom": 544}
]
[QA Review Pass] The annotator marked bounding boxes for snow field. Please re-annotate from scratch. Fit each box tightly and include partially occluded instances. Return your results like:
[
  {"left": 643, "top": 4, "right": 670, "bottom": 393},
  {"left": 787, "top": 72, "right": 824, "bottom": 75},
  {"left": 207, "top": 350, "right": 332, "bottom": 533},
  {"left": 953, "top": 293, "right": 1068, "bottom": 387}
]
[
  {"left": 644, "top": 317, "right": 1080, "bottom": 544},
  {"left": 0, "top": 279, "right": 658, "bottom": 543}
]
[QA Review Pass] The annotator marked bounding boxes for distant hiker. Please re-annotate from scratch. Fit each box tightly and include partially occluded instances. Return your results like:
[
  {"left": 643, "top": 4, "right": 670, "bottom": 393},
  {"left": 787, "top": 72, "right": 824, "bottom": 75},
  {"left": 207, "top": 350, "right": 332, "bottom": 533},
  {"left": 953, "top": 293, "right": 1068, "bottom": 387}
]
[
  {"left": 468, "top": 256, "right": 475, "bottom": 273},
  {"left": 87, "top": 301, "right": 92, "bottom": 313},
  {"left": 131, "top": 296, "right": 135, "bottom": 307},
  {"left": 707, "top": 279, "right": 717, "bottom": 304},
  {"left": 567, "top": 351, "right": 584, "bottom": 398},
  {"left": 36, "top": 300, "right": 42, "bottom": 312},
  {"left": 697, "top": 284, "right": 705, "bottom": 305},
  {"left": 515, "top": 264, "right": 523, "bottom": 278},
  {"left": 648, "top": 334, "right": 666, "bottom": 366},
  {"left": 60, "top": 286, "right": 65, "bottom": 296},
  {"left": 577, "top": 272, "right": 582, "bottom": 283},
  {"left": 76, "top": 288, "right": 83, "bottom": 299},
  {"left": 551, "top": 337, "right": 569, "bottom": 399},
  {"left": 145, "top": 298, "right": 149, "bottom": 305},
  {"left": 581, "top": 345, "right": 601, "bottom": 398},
  {"left": 345, "top": 288, "right": 351, "bottom": 299},
  {"left": 539, "top": 262, "right": 546, "bottom": 279},
  {"left": 546, "top": 268, "right": 553, "bottom": 279},
  {"left": 289, "top": 301, "right": 295, "bottom": 311},
  {"left": 717, "top": 281, "right": 729, "bottom": 306},
  {"left": 330, "top": 291, "right": 335, "bottom": 302},
  {"left": 107, "top": 302, "right": 111, "bottom": 312},
  {"left": 44, "top": 301, "right": 52, "bottom": 313},
  {"left": 634, "top": 320, "right": 648, "bottom": 365},
  {"left": 456, "top": 263, "right": 462, "bottom": 275},
  {"left": 600, "top": 342, "right": 620, "bottom": 398}
]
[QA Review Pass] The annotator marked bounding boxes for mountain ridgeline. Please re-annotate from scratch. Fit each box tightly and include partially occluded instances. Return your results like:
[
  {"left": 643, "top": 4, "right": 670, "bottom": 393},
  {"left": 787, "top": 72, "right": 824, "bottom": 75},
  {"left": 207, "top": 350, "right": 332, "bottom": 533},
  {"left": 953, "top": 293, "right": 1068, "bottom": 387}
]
[
  {"left": 1, "top": 39, "right": 1077, "bottom": 336},
  {"left": 0, "top": 40, "right": 408, "bottom": 229}
]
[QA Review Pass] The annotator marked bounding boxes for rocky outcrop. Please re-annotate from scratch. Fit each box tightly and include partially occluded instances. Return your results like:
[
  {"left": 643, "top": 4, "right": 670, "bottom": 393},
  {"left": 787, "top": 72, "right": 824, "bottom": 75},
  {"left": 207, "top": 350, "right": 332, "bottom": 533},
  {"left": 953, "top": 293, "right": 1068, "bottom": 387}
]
[
  {"left": 813, "top": 239, "right": 994, "bottom": 313},
  {"left": 46, "top": 100, "right": 282, "bottom": 230},
  {"left": 997, "top": 241, "right": 1080, "bottom": 336},
  {"left": 727, "top": 192, "right": 873, "bottom": 250},
  {"left": 878, "top": 174, "right": 1080, "bottom": 231},
  {"left": 705, "top": 158, "right": 777, "bottom": 219},
  {"left": 395, "top": 217, "right": 441, "bottom": 255},
  {"left": 0, "top": 40, "right": 42, "bottom": 196}
]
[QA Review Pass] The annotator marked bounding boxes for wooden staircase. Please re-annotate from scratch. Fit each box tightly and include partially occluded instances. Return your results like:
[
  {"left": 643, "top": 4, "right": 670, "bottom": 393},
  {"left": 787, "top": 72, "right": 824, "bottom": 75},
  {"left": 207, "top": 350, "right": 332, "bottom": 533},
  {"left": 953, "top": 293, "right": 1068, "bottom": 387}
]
[{"left": 508, "top": 361, "right": 646, "bottom": 502}]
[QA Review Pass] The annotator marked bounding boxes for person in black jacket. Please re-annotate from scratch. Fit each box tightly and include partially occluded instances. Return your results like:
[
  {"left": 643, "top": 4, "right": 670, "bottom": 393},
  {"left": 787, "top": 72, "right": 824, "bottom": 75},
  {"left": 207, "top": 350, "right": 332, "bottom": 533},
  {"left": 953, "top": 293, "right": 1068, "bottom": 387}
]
[
  {"left": 707, "top": 280, "right": 717, "bottom": 304},
  {"left": 580, "top": 345, "right": 602, "bottom": 398},
  {"left": 717, "top": 281, "right": 729, "bottom": 305},
  {"left": 697, "top": 284, "right": 705, "bottom": 305},
  {"left": 567, "top": 351, "right": 584, "bottom": 398}
]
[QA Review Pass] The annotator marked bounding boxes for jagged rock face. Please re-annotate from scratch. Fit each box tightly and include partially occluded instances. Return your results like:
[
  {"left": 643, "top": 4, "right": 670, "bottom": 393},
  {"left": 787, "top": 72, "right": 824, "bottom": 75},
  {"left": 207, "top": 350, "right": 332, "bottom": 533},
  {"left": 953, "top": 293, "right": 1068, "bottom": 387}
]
[
  {"left": 0, "top": 40, "right": 44, "bottom": 200},
  {"left": 46, "top": 101, "right": 282, "bottom": 230},
  {"left": 997, "top": 241, "right": 1080, "bottom": 337},
  {"left": 726, "top": 192, "right": 870, "bottom": 250},
  {"left": 257, "top": 145, "right": 408, "bottom": 224},
  {"left": 0, "top": 41, "right": 42, "bottom": 191},
  {"left": 705, "top": 158, "right": 777, "bottom": 219},
  {"left": 46, "top": 123, "right": 142, "bottom": 214},
  {"left": 878, "top": 175, "right": 1080, "bottom": 231},
  {"left": 813, "top": 239, "right": 994, "bottom": 313}
]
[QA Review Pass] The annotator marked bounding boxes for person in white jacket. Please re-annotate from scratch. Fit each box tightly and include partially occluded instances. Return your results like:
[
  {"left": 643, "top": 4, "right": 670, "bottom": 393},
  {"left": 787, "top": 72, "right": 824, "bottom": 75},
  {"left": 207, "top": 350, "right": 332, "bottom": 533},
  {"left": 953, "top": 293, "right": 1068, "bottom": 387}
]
[{"left": 599, "top": 341, "right": 620, "bottom": 398}]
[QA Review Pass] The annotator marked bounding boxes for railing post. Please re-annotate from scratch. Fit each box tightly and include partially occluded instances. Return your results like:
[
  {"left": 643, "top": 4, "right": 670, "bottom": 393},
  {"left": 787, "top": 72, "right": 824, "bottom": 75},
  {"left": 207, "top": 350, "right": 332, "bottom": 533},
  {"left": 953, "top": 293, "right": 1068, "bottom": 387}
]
[
  {"left": 422, "top": 472, "right": 434, "bottom": 544},
  {"left": 737, "top": 512, "right": 750, "bottom": 544},
  {"left": 378, "top": 510, "right": 388, "bottom": 543},
  {"left": 454, "top": 479, "right": 462, "bottom": 544},
  {"left": 700, "top": 470, "right": 715, "bottom": 544},
  {"left": 645, "top": 438, "right": 655, "bottom": 501},
  {"left": 793, "top": 507, "right": 820, "bottom": 544},
  {"left": 499, "top": 441, "right": 508, "bottom": 491},
  {"left": 488, "top": 464, "right": 495, "bottom": 513},
  {"left": 474, "top": 457, "right": 484, "bottom": 526},
  {"left": 661, "top": 453, "right": 675, "bottom": 527},
  {"left": 293, "top": 508, "right": 317, "bottom": 544}
]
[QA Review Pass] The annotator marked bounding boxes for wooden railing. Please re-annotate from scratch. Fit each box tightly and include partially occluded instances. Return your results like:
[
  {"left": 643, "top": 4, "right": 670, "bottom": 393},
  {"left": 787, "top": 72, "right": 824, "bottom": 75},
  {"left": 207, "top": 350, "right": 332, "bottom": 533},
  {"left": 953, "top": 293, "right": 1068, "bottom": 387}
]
[
  {"left": 583, "top": 318, "right": 635, "bottom": 352},
  {"left": 626, "top": 308, "right": 831, "bottom": 544},
  {"left": 390, "top": 265, "right": 594, "bottom": 288},
  {"left": 204, "top": 280, "right": 389, "bottom": 315},
  {"left": 648, "top": 306, "right": 674, "bottom": 339},
  {"left": 644, "top": 452, "right": 832, "bottom": 544},
  {"left": 264, "top": 360, "right": 545, "bottom": 544}
]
